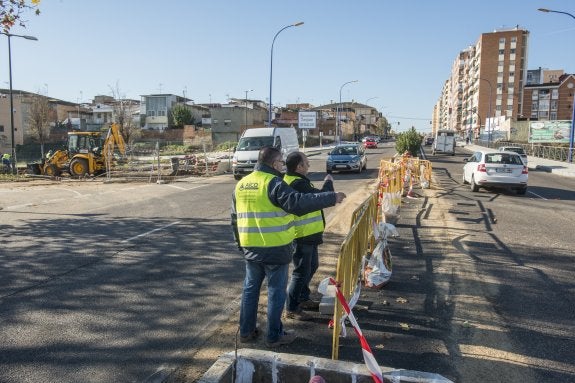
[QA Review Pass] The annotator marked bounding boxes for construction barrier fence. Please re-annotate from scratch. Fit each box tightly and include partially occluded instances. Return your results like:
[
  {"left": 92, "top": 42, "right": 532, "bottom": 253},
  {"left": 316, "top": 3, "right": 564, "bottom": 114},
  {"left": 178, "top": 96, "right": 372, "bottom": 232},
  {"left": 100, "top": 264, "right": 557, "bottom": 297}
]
[{"left": 330, "top": 154, "right": 432, "bottom": 360}]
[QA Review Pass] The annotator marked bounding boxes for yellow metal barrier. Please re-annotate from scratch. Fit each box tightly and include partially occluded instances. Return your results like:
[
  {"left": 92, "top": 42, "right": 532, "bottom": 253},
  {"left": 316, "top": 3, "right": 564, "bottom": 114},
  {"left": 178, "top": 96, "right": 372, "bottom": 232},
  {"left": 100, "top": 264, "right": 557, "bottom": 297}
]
[
  {"left": 331, "top": 191, "right": 379, "bottom": 360},
  {"left": 330, "top": 154, "right": 432, "bottom": 360}
]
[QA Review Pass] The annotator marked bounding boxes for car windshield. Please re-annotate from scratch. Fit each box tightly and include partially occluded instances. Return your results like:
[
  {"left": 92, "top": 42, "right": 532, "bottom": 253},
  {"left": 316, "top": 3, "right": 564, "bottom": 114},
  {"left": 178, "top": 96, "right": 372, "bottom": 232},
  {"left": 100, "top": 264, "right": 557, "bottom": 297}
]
[
  {"left": 236, "top": 137, "right": 274, "bottom": 151},
  {"left": 485, "top": 153, "right": 523, "bottom": 165},
  {"left": 331, "top": 146, "right": 358, "bottom": 156}
]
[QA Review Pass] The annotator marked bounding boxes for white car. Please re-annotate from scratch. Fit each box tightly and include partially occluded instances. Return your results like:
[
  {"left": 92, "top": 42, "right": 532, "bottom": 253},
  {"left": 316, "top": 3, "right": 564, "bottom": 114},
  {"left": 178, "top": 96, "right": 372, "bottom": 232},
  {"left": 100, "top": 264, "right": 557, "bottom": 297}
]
[{"left": 463, "top": 150, "right": 528, "bottom": 195}]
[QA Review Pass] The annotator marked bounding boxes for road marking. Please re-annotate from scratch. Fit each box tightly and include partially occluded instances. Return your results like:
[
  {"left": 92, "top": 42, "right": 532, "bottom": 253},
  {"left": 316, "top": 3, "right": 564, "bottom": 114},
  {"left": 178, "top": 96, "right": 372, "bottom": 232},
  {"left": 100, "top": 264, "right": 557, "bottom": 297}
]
[
  {"left": 122, "top": 221, "right": 181, "bottom": 243},
  {"left": 527, "top": 190, "right": 547, "bottom": 200}
]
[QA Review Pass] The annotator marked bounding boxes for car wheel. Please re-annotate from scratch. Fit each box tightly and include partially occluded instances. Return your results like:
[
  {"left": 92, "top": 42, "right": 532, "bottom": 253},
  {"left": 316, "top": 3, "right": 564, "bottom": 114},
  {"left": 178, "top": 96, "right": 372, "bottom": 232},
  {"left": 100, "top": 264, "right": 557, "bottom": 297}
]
[
  {"left": 356, "top": 165, "right": 362, "bottom": 174},
  {"left": 470, "top": 175, "right": 479, "bottom": 192},
  {"left": 233, "top": 174, "right": 242, "bottom": 181},
  {"left": 517, "top": 187, "right": 527, "bottom": 195},
  {"left": 462, "top": 172, "right": 468, "bottom": 184}
]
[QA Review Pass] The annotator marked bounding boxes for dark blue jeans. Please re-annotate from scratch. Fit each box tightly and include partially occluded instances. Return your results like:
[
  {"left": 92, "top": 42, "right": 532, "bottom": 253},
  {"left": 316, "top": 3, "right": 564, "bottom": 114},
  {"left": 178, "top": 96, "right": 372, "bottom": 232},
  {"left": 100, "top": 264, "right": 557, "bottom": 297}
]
[
  {"left": 239, "top": 260, "right": 289, "bottom": 343},
  {"left": 286, "top": 243, "right": 318, "bottom": 312}
]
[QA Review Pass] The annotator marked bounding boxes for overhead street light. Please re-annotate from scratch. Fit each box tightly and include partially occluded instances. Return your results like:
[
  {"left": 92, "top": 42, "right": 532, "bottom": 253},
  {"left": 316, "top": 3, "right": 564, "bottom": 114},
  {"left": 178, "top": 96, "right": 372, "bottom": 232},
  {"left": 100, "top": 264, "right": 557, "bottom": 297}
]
[
  {"left": 268, "top": 22, "right": 304, "bottom": 127},
  {"left": 1, "top": 32, "right": 38, "bottom": 174},
  {"left": 337, "top": 80, "right": 358, "bottom": 143},
  {"left": 538, "top": 7, "right": 575, "bottom": 162}
]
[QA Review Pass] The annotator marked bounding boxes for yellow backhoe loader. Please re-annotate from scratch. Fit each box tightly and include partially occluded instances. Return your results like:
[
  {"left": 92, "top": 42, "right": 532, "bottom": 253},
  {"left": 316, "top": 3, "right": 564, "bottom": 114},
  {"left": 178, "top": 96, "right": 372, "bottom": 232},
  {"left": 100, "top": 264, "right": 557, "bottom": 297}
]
[{"left": 30, "top": 123, "right": 126, "bottom": 177}]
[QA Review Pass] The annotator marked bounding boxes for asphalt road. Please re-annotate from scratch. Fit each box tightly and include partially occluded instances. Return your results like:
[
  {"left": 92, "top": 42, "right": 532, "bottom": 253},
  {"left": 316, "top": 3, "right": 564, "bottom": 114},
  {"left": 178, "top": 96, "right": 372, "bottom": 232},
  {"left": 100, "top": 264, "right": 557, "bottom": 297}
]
[
  {"left": 1, "top": 142, "right": 573, "bottom": 383},
  {"left": 412, "top": 145, "right": 575, "bottom": 382},
  {"left": 0, "top": 145, "right": 391, "bottom": 383}
]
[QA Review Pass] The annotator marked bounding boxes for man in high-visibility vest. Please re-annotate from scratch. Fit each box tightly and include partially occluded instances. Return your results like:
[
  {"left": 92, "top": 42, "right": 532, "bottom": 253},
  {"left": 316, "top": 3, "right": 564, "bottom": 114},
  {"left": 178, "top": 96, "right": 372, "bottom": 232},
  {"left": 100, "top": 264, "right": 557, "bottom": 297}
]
[
  {"left": 232, "top": 147, "right": 345, "bottom": 348},
  {"left": 283, "top": 152, "right": 334, "bottom": 321}
]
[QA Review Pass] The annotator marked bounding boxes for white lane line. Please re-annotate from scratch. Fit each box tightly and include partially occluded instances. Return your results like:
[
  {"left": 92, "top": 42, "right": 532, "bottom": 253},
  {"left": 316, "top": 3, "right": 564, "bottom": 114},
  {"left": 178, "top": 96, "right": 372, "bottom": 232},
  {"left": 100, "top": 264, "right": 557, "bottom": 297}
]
[
  {"left": 527, "top": 190, "right": 547, "bottom": 200},
  {"left": 122, "top": 221, "right": 181, "bottom": 243},
  {"left": 165, "top": 184, "right": 188, "bottom": 190}
]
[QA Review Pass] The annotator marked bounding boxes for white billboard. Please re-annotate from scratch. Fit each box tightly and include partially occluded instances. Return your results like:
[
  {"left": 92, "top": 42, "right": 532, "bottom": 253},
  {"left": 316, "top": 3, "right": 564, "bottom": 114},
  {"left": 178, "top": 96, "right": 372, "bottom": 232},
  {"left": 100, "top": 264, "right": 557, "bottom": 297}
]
[{"left": 298, "top": 111, "right": 317, "bottom": 129}]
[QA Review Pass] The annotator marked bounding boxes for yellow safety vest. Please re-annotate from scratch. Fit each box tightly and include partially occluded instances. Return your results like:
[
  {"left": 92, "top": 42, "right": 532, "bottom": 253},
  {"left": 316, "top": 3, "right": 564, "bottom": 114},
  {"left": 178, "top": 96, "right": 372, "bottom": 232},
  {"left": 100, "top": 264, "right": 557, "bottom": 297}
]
[
  {"left": 235, "top": 171, "right": 295, "bottom": 247},
  {"left": 283, "top": 174, "right": 324, "bottom": 238}
]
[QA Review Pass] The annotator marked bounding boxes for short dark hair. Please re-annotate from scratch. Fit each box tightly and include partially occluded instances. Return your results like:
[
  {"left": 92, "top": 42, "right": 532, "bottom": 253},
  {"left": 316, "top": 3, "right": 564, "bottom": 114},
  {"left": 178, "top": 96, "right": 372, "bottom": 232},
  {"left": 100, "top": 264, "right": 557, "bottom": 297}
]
[
  {"left": 258, "top": 146, "right": 282, "bottom": 167},
  {"left": 286, "top": 151, "right": 304, "bottom": 173}
]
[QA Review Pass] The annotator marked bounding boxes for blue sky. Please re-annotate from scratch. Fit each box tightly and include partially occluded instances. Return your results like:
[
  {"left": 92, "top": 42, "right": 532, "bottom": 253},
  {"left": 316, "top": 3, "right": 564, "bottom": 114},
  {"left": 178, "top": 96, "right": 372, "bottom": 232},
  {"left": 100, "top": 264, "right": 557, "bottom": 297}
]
[{"left": 2, "top": 0, "right": 575, "bottom": 133}]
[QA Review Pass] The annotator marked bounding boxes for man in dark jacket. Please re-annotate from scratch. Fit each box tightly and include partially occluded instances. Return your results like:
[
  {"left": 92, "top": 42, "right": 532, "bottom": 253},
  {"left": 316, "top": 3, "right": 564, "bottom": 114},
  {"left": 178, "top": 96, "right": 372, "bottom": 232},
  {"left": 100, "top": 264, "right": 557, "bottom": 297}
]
[
  {"left": 231, "top": 147, "right": 345, "bottom": 347},
  {"left": 283, "top": 152, "right": 334, "bottom": 320}
]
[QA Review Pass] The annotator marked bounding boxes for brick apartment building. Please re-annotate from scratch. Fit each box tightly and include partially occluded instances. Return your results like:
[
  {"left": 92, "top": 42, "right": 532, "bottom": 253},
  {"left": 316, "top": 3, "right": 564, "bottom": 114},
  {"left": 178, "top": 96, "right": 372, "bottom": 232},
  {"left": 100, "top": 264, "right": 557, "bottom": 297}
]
[{"left": 435, "top": 27, "right": 530, "bottom": 140}]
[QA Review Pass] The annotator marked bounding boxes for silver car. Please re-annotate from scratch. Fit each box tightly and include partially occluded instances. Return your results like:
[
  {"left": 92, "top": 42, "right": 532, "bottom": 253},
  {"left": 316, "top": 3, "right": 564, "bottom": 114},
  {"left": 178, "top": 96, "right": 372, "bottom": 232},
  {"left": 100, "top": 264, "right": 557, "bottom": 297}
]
[
  {"left": 498, "top": 146, "right": 528, "bottom": 165},
  {"left": 326, "top": 144, "right": 367, "bottom": 174},
  {"left": 463, "top": 150, "right": 528, "bottom": 195}
]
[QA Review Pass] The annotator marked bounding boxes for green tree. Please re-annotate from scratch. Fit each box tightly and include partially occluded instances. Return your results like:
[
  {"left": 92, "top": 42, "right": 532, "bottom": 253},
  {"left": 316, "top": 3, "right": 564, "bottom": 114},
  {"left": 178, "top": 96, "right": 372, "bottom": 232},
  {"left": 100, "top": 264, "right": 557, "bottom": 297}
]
[
  {"left": 171, "top": 104, "right": 194, "bottom": 128},
  {"left": 395, "top": 126, "right": 423, "bottom": 156},
  {"left": 1, "top": 0, "right": 41, "bottom": 33}
]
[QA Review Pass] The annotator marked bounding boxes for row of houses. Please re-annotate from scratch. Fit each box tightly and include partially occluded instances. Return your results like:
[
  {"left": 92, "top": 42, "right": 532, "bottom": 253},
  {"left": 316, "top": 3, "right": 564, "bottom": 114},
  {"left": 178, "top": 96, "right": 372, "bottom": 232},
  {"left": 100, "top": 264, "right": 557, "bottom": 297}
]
[
  {"left": 432, "top": 26, "right": 575, "bottom": 142},
  {"left": 0, "top": 90, "right": 386, "bottom": 154}
]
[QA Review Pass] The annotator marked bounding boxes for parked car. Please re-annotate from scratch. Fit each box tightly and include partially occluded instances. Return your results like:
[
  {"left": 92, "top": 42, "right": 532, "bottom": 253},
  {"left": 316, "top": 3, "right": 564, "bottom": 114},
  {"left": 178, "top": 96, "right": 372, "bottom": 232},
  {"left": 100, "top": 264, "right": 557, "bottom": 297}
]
[
  {"left": 462, "top": 150, "right": 528, "bottom": 194},
  {"left": 498, "top": 146, "right": 528, "bottom": 165},
  {"left": 326, "top": 143, "right": 367, "bottom": 173},
  {"left": 363, "top": 138, "right": 378, "bottom": 149},
  {"left": 424, "top": 136, "right": 434, "bottom": 146}
]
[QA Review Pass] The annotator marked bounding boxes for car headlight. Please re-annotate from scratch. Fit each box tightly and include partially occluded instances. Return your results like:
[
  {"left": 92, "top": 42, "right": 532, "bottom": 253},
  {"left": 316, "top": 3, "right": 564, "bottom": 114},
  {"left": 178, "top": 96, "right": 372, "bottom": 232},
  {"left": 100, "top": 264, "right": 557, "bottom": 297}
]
[
  {"left": 350, "top": 156, "right": 360, "bottom": 164},
  {"left": 326, "top": 157, "right": 333, "bottom": 164}
]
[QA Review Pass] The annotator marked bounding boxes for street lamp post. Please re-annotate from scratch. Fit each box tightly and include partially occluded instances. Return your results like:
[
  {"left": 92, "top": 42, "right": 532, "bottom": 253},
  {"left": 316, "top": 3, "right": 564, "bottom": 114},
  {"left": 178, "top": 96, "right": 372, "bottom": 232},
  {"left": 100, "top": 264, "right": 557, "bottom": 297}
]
[
  {"left": 1, "top": 32, "right": 38, "bottom": 174},
  {"left": 337, "top": 80, "right": 358, "bottom": 143},
  {"left": 538, "top": 8, "right": 575, "bottom": 162},
  {"left": 244, "top": 89, "right": 253, "bottom": 135},
  {"left": 479, "top": 78, "right": 493, "bottom": 147},
  {"left": 268, "top": 22, "right": 304, "bottom": 127}
]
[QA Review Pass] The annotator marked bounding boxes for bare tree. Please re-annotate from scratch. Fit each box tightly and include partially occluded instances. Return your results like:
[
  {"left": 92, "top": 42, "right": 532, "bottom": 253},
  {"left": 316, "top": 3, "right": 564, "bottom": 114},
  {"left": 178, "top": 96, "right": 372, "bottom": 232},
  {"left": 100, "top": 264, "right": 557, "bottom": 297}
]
[
  {"left": 27, "top": 94, "right": 51, "bottom": 158},
  {"left": 109, "top": 81, "right": 140, "bottom": 147}
]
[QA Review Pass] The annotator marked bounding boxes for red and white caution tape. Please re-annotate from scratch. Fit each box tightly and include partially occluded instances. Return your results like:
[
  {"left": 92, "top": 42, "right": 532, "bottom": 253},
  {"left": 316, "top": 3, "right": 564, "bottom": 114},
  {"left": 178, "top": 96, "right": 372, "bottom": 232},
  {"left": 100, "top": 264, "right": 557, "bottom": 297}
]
[{"left": 329, "top": 277, "right": 383, "bottom": 383}]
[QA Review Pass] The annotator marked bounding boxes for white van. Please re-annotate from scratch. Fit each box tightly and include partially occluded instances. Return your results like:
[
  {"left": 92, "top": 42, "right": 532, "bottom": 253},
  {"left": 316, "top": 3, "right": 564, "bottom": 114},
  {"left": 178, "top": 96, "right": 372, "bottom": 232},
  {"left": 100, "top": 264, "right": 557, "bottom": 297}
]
[
  {"left": 232, "top": 127, "right": 299, "bottom": 180},
  {"left": 432, "top": 130, "right": 456, "bottom": 156}
]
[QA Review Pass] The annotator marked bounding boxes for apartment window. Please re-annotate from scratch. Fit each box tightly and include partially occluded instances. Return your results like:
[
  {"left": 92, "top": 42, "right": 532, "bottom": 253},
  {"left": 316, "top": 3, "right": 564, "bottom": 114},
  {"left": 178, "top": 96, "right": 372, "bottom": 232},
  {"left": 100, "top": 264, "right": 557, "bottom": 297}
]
[
  {"left": 550, "top": 111, "right": 557, "bottom": 120},
  {"left": 532, "top": 90, "right": 538, "bottom": 100},
  {"left": 499, "top": 49, "right": 505, "bottom": 54},
  {"left": 510, "top": 48, "right": 516, "bottom": 54},
  {"left": 509, "top": 64, "right": 515, "bottom": 72},
  {"left": 539, "top": 99, "right": 550, "bottom": 110},
  {"left": 498, "top": 65, "right": 504, "bottom": 73},
  {"left": 507, "top": 98, "right": 514, "bottom": 106},
  {"left": 531, "top": 111, "right": 538, "bottom": 118},
  {"left": 496, "top": 105, "right": 502, "bottom": 111},
  {"left": 531, "top": 101, "right": 538, "bottom": 110},
  {"left": 551, "top": 89, "right": 559, "bottom": 99},
  {"left": 539, "top": 110, "right": 549, "bottom": 119},
  {"left": 499, "top": 37, "right": 506, "bottom": 44},
  {"left": 511, "top": 37, "right": 517, "bottom": 43},
  {"left": 509, "top": 71, "right": 515, "bottom": 77},
  {"left": 550, "top": 100, "right": 558, "bottom": 110},
  {"left": 539, "top": 89, "right": 550, "bottom": 100},
  {"left": 157, "top": 110, "right": 166, "bottom": 116}
]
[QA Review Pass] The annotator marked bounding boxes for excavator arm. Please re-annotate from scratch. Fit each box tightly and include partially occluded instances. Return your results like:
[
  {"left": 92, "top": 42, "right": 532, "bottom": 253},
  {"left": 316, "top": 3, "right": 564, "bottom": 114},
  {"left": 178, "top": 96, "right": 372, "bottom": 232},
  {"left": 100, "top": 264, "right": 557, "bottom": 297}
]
[{"left": 102, "top": 123, "right": 126, "bottom": 160}]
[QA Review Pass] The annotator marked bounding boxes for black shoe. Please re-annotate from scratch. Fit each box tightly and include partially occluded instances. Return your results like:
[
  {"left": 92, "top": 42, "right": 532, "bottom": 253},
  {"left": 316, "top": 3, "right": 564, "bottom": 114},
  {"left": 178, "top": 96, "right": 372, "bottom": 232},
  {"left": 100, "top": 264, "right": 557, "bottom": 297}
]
[
  {"left": 266, "top": 330, "right": 296, "bottom": 347},
  {"left": 299, "top": 299, "right": 320, "bottom": 310},
  {"left": 240, "top": 328, "right": 260, "bottom": 343}
]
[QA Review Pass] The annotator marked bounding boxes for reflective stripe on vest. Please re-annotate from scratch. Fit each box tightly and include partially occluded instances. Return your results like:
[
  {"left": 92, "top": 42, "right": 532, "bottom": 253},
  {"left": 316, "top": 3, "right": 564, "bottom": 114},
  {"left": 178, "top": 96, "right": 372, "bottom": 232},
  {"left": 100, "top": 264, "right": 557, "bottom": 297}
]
[
  {"left": 235, "top": 171, "right": 295, "bottom": 247},
  {"left": 283, "top": 174, "right": 325, "bottom": 238}
]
